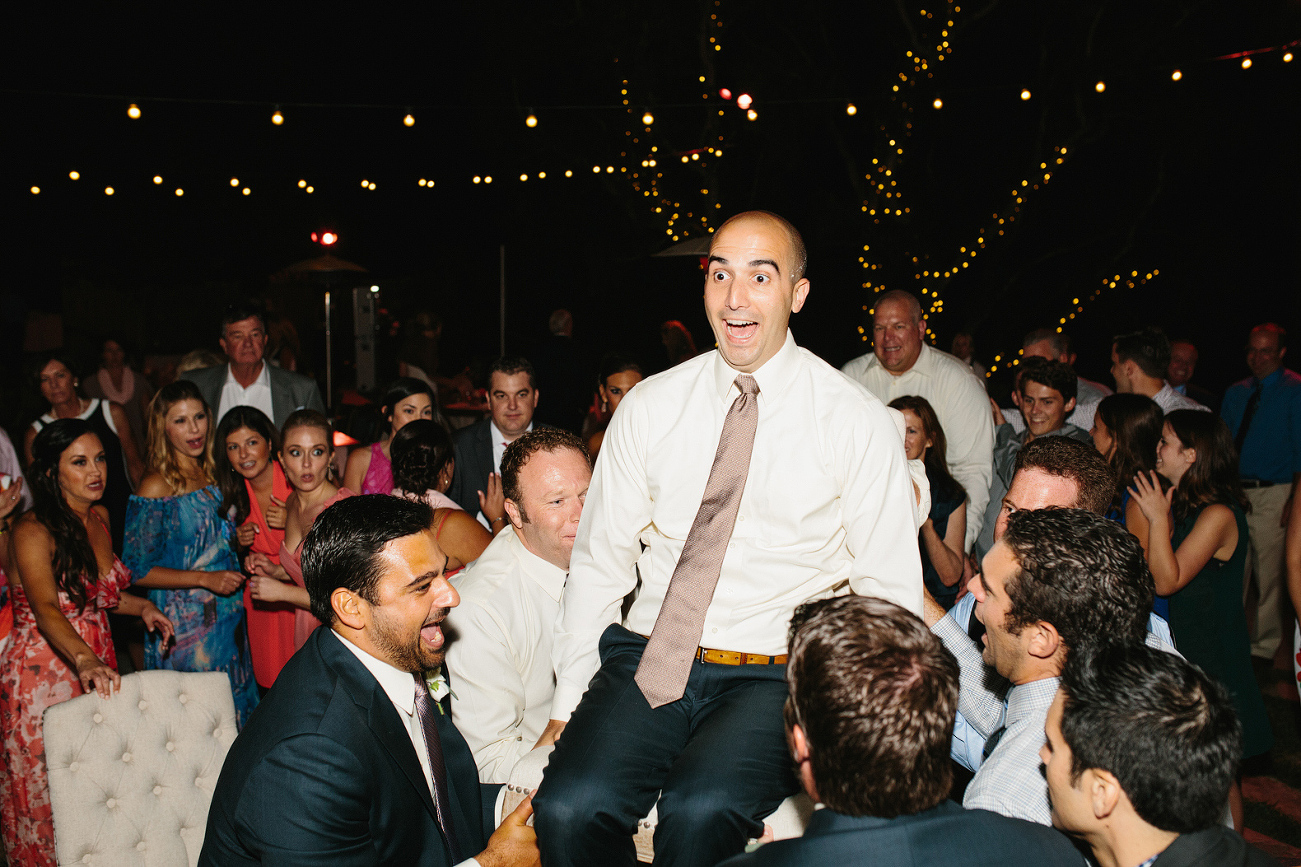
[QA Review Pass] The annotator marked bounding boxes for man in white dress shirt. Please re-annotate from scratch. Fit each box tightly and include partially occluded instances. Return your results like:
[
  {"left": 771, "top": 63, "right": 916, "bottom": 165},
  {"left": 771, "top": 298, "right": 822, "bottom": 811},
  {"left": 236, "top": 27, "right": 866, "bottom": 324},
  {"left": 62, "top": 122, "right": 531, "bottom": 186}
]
[
  {"left": 1110, "top": 327, "right": 1209, "bottom": 414},
  {"left": 532, "top": 212, "right": 921, "bottom": 867},
  {"left": 446, "top": 429, "right": 591, "bottom": 783},
  {"left": 841, "top": 290, "right": 995, "bottom": 549}
]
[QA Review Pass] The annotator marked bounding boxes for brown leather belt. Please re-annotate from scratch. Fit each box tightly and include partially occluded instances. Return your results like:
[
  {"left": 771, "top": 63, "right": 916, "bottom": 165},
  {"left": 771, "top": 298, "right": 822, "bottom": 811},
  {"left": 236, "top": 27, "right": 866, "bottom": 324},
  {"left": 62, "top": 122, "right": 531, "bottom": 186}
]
[
  {"left": 634, "top": 633, "right": 786, "bottom": 665},
  {"left": 696, "top": 647, "right": 788, "bottom": 665}
]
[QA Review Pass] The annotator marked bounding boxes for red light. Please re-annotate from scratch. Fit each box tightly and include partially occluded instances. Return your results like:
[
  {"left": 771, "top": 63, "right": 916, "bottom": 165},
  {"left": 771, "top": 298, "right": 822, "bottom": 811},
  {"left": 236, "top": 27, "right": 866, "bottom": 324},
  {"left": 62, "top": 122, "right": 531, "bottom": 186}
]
[
  {"left": 719, "top": 88, "right": 732, "bottom": 100},
  {"left": 736, "top": 93, "right": 753, "bottom": 110},
  {"left": 321, "top": 232, "right": 337, "bottom": 245},
  {"left": 310, "top": 232, "right": 318, "bottom": 242}
]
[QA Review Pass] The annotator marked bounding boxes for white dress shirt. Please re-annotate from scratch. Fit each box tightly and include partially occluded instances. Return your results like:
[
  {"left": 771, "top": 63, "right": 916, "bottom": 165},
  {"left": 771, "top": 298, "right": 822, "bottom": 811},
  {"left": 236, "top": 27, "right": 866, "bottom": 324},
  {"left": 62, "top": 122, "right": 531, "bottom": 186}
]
[
  {"left": 842, "top": 343, "right": 995, "bottom": 550},
  {"left": 1153, "top": 382, "right": 1210, "bottom": 414},
  {"left": 489, "top": 421, "right": 532, "bottom": 475},
  {"left": 334, "top": 631, "right": 484, "bottom": 867},
  {"left": 218, "top": 362, "right": 274, "bottom": 423},
  {"left": 551, "top": 332, "right": 922, "bottom": 721},
  {"left": 446, "top": 525, "right": 566, "bottom": 783}
]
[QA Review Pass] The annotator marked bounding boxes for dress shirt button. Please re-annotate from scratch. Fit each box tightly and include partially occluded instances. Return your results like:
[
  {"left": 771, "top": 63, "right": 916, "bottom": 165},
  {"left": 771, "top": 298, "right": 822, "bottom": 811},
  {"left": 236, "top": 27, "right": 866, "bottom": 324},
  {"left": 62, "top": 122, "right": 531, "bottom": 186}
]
[
  {"left": 711, "top": 627, "right": 718, "bottom": 634},
  {"left": 166, "top": 742, "right": 175, "bottom": 752},
  {"left": 122, "top": 752, "right": 132, "bottom": 763},
  {"left": 106, "top": 798, "right": 117, "bottom": 809},
  {"left": 138, "top": 701, "right": 148, "bottom": 710},
  {"left": 92, "top": 713, "right": 103, "bottom": 724}
]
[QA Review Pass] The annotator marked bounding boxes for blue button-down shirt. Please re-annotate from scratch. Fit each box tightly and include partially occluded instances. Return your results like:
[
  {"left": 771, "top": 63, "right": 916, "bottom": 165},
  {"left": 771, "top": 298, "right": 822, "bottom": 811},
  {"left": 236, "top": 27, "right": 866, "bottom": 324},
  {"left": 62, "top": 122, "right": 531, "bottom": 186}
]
[{"left": 1221, "top": 367, "right": 1301, "bottom": 484}]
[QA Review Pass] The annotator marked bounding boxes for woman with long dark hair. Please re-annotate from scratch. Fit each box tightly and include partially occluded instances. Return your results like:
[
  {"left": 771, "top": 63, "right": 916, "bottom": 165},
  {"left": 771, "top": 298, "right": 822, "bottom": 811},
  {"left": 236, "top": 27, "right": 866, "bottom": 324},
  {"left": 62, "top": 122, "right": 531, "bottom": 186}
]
[
  {"left": 1, "top": 420, "right": 172, "bottom": 867},
  {"left": 390, "top": 419, "right": 493, "bottom": 575},
  {"left": 583, "top": 354, "right": 644, "bottom": 461},
  {"left": 1091, "top": 393, "right": 1164, "bottom": 531},
  {"left": 889, "top": 396, "right": 967, "bottom": 610},
  {"left": 215, "top": 406, "right": 293, "bottom": 692},
  {"left": 1130, "top": 409, "right": 1272, "bottom": 827},
  {"left": 24, "top": 351, "right": 144, "bottom": 552},
  {"left": 124, "top": 381, "right": 259, "bottom": 726},
  {"left": 342, "top": 377, "right": 439, "bottom": 495}
]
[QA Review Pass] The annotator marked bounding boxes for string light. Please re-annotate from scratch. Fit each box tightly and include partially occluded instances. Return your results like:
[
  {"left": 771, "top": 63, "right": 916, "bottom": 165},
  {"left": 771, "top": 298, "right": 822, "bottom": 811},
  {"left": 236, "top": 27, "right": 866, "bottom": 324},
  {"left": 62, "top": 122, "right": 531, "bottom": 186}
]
[
  {"left": 30, "top": 186, "right": 39, "bottom": 194},
  {"left": 1020, "top": 89, "right": 1031, "bottom": 100},
  {"left": 69, "top": 171, "right": 80, "bottom": 181},
  {"left": 298, "top": 179, "right": 307, "bottom": 188},
  {"left": 104, "top": 187, "right": 114, "bottom": 196},
  {"left": 746, "top": 109, "right": 758, "bottom": 120},
  {"left": 932, "top": 98, "right": 943, "bottom": 109},
  {"left": 1241, "top": 58, "right": 1252, "bottom": 69},
  {"left": 846, "top": 103, "right": 857, "bottom": 115},
  {"left": 127, "top": 103, "right": 141, "bottom": 119},
  {"left": 525, "top": 114, "right": 538, "bottom": 127},
  {"left": 1171, "top": 70, "right": 1182, "bottom": 81},
  {"left": 174, "top": 188, "right": 184, "bottom": 197},
  {"left": 271, "top": 108, "right": 284, "bottom": 125},
  {"left": 736, "top": 94, "right": 752, "bottom": 110},
  {"left": 229, "top": 178, "right": 239, "bottom": 187},
  {"left": 985, "top": 267, "right": 1161, "bottom": 376},
  {"left": 242, "top": 188, "right": 250, "bottom": 195},
  {"left": 642, "top": 112, "right": 654, "bottom": 125},
  {"left": 153, "top": 176, "right": 163, "bottom": 184},
  {"left": 1094, "top": 81, "right": 1106, "bottom": 92},
  {"left": 403, "top": 113, "right": 415, "bottom": 127}
]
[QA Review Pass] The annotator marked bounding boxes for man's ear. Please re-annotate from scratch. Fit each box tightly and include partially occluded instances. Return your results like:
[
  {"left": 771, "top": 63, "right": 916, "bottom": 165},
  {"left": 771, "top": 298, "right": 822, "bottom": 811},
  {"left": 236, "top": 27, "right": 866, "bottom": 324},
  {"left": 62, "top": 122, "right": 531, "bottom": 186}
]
[
  {"left": 1087, "top": 768, "right": 1123, "bottom": 820},
  {"left": 1063, "top": 397, "right": 1077, "bottom": 414},
  {"left": 1027, "top": 620, "right": 1063, "bottom": 661},
  {"left": 504, "top": 499, "right": 524, "bottom": 529},
  {"left": 332, "top": 587, "right": 367, "bottom": 631},
  {"left": 790, "top": 724, "right": 821, "bottom": 804}
]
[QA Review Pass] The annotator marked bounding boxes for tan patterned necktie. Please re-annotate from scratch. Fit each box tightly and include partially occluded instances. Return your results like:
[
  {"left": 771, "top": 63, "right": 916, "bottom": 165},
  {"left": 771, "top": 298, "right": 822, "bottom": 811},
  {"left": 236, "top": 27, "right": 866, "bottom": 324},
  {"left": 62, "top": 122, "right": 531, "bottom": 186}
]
[{"left": 635, "top": 374, "right": 761, "bottom": 708}]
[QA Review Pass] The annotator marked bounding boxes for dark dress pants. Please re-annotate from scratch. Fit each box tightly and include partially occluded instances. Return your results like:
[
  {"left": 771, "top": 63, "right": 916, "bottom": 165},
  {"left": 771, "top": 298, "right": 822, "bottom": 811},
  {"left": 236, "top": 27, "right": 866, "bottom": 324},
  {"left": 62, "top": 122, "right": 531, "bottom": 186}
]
[{"left": 534, "top": 625, "right": 797, "bottom": 867}]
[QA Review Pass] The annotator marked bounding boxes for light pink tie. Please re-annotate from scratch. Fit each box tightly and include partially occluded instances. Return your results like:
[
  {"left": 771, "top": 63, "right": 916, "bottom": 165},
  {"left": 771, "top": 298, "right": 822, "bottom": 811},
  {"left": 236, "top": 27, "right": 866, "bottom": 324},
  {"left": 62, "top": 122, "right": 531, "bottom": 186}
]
[{"left": 635, "top": 374, "right": 760, "bottom": 708}]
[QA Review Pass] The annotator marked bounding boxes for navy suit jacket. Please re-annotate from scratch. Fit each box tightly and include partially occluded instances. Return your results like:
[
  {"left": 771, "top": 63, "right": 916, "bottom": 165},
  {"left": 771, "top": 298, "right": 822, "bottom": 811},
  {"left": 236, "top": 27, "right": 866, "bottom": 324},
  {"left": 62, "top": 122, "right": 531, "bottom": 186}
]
[
  {"left": 718, "top": 801, "right": 1086, "bottom": 867},
  {"left": 200, "top": 628, "right": 493, "bottom": 866},
  {"left": 1152, "top": 826, "right": 1278, "bottom": 867},
  {"left": 448, "top": 418, "right": 495, "bottom": 519},
  {"left": 447, "top": 419, "right": 552, "bottom": 520},
  {"left": 182, "top": 362, "right": 326, "bottom": 430}
]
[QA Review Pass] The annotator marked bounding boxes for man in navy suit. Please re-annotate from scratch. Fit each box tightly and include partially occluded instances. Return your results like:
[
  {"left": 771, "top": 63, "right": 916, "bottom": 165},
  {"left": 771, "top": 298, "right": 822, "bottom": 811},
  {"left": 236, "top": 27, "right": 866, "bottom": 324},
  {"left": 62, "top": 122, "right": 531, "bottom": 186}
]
[
  {"left": 448, "top": 356, "right": 541, "bottom": 525},
  {"left": 719, "top": 595, "right": 1083, "bottom": 867},
  {"left": 200, "top": 495, "right": 539, "bottom": 867}
]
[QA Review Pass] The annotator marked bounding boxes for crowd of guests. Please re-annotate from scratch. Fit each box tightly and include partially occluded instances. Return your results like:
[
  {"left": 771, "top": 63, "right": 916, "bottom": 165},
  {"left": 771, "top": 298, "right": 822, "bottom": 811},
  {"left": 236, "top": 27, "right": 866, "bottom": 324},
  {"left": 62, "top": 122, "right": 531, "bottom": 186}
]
[{"left": 1, "top": 211, "right": 1298, "bottom": 866}]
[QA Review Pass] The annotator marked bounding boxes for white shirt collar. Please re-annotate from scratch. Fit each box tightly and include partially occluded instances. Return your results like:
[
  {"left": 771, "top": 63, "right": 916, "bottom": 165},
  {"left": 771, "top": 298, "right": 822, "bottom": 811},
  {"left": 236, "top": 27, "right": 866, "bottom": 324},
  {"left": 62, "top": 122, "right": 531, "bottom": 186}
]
[
  {"left": 333, "top": 628, "right": 418, "bottom": 716},
  {"left": 224, "top": 360, "right": 270, "bottom": 390},
  {"left": 507, "top": 524, "right": 569, "bottom": 602},
  {"left": 711, "top": 329, "right": 801, "bottom": 402}
]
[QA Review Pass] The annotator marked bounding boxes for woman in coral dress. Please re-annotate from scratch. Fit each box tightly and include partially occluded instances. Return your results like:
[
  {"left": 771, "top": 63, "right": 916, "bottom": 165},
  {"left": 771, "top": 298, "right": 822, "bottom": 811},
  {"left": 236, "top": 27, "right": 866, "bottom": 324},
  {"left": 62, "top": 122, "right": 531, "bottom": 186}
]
[
  {"left": 1, "top": 420, "right": 172, "bottom": 867},
  {"left": 215, "top": 406, "right": 293, "bottom": 693},
  {"left": 246, "top": 410, "right": 355, "bottom": 649},
  {"left": 124, "top": 381, "right": 259, "bottom": 727}
]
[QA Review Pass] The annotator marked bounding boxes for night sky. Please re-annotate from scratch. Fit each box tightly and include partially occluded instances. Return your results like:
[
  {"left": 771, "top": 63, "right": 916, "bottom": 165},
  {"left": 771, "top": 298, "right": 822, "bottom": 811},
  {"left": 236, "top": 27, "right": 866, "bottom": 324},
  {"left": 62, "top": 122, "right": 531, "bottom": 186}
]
[{"left": 4, "top": 0, "right": 1299, "bottom": 429}]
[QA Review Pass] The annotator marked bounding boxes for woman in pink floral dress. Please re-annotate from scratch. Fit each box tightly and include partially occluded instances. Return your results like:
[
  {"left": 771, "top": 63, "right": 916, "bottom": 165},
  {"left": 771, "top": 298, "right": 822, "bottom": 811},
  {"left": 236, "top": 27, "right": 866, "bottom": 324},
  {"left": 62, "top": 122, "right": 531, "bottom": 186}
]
[{"left": 0, "top": 419, "right": 172, "bottom": 867}]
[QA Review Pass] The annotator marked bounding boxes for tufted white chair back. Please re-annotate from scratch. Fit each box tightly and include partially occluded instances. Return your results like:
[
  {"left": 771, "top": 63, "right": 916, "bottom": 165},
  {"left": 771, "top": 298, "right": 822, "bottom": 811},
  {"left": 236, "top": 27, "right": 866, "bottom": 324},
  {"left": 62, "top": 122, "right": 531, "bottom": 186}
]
[{"left": 43, "top": 670, "right": 237, "bottom": 867}]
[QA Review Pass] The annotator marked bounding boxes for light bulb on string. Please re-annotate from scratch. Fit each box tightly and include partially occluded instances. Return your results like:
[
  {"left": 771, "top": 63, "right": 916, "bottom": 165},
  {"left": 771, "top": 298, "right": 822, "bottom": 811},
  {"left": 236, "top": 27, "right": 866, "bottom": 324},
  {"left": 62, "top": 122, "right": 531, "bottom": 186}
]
[
  {"left": 1241, "top": 58, "right": 1252, "bottom": 69},
  {"left": 1285, "top": 52, "right": 1294, "bottom": 62},
  {"left": 719, "top": 87, "right": 732, "bottom": 100},
  {"left": 403, "top": 113, "right": 415, "bottom": 127},
  {"left": 272, "top": 108, "right": 284, "bottom": 125},
  {"left": 526, "top": 114, "right": 538, "bottom": 127},
  {"left": 1094, "top": 81, "right": 1106, "bottom": 92},
  {"left": 642, "top": 111, "right": 654, "bottom": 125},
  {"left": 153, "top": 176, "right": 163, "bottom": 185},
  {"left": 736, "top": 93, "right": 752, "bottom": 109},
  {"left": 69, "top": 171, "right": 80, "bottom": 181},
  {"left": 127, "top": 103, "right": 141, "bottom": 119},
  {"left": 30, "top": 186, "right": 39, "bottom": 195},
  {"left": 1020, "top": 89, "right": 1031, "bottom": 100},
  {"left": 1172, "top": 70, "right": 1183, "bottom": 81},
  {"left": 932, "top": 98, "right": 943, "bottom": 109},
  {"left": 229, "top": 178, "right": 239, "bottom": 187},
  {"left": 846, "top": 103, "right": 857, "bottom": 115}
]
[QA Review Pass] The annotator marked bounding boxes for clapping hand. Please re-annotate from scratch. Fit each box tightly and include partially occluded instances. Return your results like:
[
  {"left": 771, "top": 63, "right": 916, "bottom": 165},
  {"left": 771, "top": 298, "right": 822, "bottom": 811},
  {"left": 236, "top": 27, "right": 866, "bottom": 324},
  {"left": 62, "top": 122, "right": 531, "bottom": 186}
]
[{"left": 1127, "top": 470, "right": 1173, "bottom": 525}]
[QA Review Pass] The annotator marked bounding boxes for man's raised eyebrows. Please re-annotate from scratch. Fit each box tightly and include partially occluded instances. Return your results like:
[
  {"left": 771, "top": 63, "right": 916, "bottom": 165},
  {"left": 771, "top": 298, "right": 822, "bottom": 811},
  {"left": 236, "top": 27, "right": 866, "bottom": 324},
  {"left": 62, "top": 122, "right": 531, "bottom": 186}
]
[{"left": 706, "top": 253, "right": 783, "bottom": 275}]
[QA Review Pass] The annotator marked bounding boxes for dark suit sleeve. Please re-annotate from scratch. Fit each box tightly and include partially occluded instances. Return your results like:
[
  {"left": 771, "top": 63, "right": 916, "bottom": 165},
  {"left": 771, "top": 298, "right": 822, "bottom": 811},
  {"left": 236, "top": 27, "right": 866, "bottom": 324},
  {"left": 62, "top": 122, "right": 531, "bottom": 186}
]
[
  {"left": 447, "top": 426, "right": 484, "bottom": 515},
  {"left": 227, "top": 734, "right": 381, "bottom": 866}
]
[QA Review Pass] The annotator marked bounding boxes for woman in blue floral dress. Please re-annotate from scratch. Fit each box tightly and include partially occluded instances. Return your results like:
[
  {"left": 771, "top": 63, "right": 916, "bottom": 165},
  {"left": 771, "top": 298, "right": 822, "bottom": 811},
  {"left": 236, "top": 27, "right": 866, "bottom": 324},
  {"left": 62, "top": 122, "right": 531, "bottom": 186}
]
[{"left": 124, "top": 381, "right": 258, "bottom": 725}]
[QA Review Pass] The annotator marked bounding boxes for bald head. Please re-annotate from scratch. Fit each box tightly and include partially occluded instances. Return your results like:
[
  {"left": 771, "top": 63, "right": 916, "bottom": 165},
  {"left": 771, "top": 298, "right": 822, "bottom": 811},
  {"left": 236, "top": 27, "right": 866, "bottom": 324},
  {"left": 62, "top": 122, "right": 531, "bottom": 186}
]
[{"left": 712, "top": 211, "right": 807, "bottom": 280}]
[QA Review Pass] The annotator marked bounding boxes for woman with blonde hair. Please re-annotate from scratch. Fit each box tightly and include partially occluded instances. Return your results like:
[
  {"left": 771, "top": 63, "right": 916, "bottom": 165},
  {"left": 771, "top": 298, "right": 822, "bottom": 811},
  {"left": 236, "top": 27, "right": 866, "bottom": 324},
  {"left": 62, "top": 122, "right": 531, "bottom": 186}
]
[{"left": 124, "top": 381, "right": 259, "bottom": 725}]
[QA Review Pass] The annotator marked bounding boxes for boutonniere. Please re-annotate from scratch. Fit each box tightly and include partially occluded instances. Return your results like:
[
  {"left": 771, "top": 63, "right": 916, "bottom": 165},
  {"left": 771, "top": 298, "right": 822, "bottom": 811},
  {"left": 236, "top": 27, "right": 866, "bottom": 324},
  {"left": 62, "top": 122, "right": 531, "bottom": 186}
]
[{"left": 423, "top": 671, "right": 457, "bottom": 714}]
